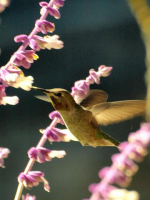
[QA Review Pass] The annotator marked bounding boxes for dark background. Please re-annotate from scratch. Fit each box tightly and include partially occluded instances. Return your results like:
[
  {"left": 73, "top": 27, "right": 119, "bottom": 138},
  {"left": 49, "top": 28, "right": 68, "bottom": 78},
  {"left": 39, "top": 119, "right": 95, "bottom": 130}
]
[{"left": 0, "top": 0, "right": 149, "bottom": 200}]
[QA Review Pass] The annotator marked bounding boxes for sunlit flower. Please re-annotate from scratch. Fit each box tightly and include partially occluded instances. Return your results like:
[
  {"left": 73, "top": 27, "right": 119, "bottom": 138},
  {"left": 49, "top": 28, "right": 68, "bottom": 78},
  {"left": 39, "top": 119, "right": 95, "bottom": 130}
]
[
  {"left": 11, "top": 76, "right": 34, "bottom": 91},
  {"left": 29, "top": 35, "right": 47, "bottom": 51},
  {"left": 18, "top": 171, "right": 50, "bottom": 192},
  {"left": 0, "top": 0, "right": 10, "bottom": 13},
  {"left": 0, "top": 96, "right": 19, "bottom": 105},
  {"left": 108, "top": 189, "right": 140, "bottom": 200},
  {"left": 0, "top": 85, "right": 17, "bottom": 105},
  {"left": 44, "top": 35, "right": 64, "bottom": 50},
  {"left": 0, "top": 147, "right": 10, "bottom": 168},
  {"left": 97, "top": 65, "right": 112, "bottom": 77},
  {"left": 0, "top": 67, "right": 18, "bottom": 86}
]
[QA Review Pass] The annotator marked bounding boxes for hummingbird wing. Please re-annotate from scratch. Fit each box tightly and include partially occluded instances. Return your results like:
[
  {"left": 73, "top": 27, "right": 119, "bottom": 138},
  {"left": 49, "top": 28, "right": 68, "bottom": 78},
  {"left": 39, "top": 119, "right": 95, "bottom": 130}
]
[
  {"left": 80, "top": 89, "right": 108, "bottom": 107},
  {"left": 87, "top": 100, "right": 146, "bottom": 126},
  {"left": 35, "top": 95, "right": 50, "bottom": 102}
]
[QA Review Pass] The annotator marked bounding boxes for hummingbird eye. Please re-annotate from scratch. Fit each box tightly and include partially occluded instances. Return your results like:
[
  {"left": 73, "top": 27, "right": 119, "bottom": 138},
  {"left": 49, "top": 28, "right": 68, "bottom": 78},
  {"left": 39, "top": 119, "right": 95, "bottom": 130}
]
[{"left": 55, "top": 92, "right": 62, "bottom": 97}]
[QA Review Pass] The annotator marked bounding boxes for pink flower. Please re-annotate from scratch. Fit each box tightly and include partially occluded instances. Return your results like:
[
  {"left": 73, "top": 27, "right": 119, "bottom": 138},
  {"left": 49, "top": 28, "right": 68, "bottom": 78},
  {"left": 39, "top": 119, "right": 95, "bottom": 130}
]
[
  {"left": 49, "top": 111, "right": 64, "bottom": 124},
  {"left": 53, "top": 0, "right": 65, "bottom": 8},
  {"left": 71, "top": 65, "right": 112, "bottom": 104},
  {"left": 18, "top": 171, "right": 50, "bottom": 192},
  {"left": 35, "top": 20, "right": 55, "bottom": 34},
  {"left": 41, "top": 127, "right": 78, "bottom": 143},
  {"left": 12, "top": 50, "right": 38, "bottom": 69},
  {"left": 28, "top": 147, "right": 66, "bottom": 163},
  {"left": 40, "top": 2, "right": 61, "bottom": 19},
  {"left": 85, "top": 123, "right": 150, "bottom": 199},
  {"left": 22, "top": 193, "right": 36, "bottom": 200},
  {"left": 0, "top": 67, "right": 18, "bottom": 87}
]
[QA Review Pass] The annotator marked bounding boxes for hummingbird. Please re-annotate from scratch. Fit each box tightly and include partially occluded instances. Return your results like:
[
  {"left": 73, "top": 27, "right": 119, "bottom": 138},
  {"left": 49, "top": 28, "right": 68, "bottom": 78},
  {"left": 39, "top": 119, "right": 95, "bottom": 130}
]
[{"left": 32, "top": 86, "right": 146, "bottom": 148}]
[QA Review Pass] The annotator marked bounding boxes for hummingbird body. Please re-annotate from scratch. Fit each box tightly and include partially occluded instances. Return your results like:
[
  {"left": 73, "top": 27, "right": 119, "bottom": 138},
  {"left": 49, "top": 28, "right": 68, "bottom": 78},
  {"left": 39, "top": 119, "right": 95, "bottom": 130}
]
[
  {"left": 32, "top": 86, "right": 146, "bottom": 148},
  {"left": 59, "top": 107, "right": 119, "bottom": 147}
]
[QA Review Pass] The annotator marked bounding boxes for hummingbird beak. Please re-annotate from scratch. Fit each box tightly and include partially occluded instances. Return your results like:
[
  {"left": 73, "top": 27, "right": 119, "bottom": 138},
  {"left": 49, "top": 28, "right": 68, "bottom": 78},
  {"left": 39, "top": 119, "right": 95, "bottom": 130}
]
[{"left": 31, "top": 86, "right": 50, "bottom": 93}]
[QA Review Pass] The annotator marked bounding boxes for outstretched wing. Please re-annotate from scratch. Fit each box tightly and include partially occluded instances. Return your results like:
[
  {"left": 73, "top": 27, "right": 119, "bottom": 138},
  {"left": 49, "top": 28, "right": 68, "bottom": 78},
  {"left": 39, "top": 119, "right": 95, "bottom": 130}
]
[
  {"left": 35, "top": 95, "right": 50, "bottom": 102},
  {"left": 80, "top": 89, "right": 108, "bottom": 107},
  {"left": 87, "top": 100, "right": 146, "bottom": 126}
]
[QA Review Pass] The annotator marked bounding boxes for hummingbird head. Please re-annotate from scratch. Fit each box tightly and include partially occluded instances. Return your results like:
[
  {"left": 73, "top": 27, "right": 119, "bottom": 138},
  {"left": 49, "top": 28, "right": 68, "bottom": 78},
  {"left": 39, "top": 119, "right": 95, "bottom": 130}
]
[{"left": 32, "top": 86, "right": 76, "bottom": 110}]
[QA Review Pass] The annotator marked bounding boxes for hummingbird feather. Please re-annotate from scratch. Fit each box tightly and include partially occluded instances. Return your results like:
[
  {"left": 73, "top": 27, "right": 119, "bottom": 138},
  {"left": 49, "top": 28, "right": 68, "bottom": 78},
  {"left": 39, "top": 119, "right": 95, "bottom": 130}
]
[
  {"left": 80, "top": 89, "right": 108, "bottom": 107},
  {"left": 87, "top": 100, "right": 146, "bottom": 126},
  {"left": 35, "top": 95, "right": 50, "bottom": 102}
]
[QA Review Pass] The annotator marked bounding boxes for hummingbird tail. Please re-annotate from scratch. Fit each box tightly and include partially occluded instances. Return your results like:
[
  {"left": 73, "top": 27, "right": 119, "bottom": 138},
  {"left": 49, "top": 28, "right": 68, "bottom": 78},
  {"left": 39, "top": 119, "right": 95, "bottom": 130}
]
[{"left": 97, "top": 130, "right": 120, "bottom": 147}]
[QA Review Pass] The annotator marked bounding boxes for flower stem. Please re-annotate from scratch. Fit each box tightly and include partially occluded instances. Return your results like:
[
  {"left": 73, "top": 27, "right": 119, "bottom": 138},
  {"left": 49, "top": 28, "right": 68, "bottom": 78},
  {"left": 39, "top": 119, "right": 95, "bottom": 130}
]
[
  {"left": 14, "top": 117, "right": 58, "bottom": 200},
  {"left": 5, "top": 0, "right": 55, "bottom": 69},
  {"left": 14, "top": 183, "right": 24, "bottom": 200}
]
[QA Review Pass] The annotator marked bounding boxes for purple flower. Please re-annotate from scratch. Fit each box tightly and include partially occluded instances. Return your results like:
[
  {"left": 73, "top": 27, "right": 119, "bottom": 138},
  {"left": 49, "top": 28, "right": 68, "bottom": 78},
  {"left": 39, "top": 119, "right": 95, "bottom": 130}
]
[
  {"left": 28, "top": 147, "right": 66, "bottom": 163},
  {"left": 86, "top": 123, "right": 150, "bottom": 199},
  {"left": 0, "top": 147, "right": 10, "bottom": 168},
  {"left": 22, "top": 194, "right": 36, "bottom": 200},
  {"left": 71, "top": 80, "right": 89, "bottom": 104},
  {"left": 18, "top": 171, "right": 50, "bottom": 192},
  {"left": 6, "top": 65, "right": 24, "bottom": 75},
  {"left": 12, "top": 50, "right": 38, "bottom": 69},
  {"left": 89, "top": 183, "right": 116, "bottom": 199},
  {"left": 14, "top": 34, "right": 29, "bottom": 43},
  {"left": 97, "top": 65, "right": 112, "bottom": 77},
  {"left": 71, "top": 65, "right": 112, "bottom": 104},
  {"left": 0, "top": 67, "right": 18, "bottom": 86},
  {"left": 53, "top": 0, "right": 65, "bottom": 8},
  {"left": 35, "top": 20, "right": 55, "bottom": 34},
  {"left": 0, "top": 85, "right": 6, "bottom": 98},
  {"left": 41, "top": 126, "right": 78, "bottom": 143},
  {"left": 99, "top": 166, "right": 131, "bottom": 187},
  {"left": 47, "top": 7, "right": 60, "bottom": 19},
  {"left": 111, "top": 153, "right": 138, "bottom": 176},
  {"left": 129, "top": 123, "right": 150, "bottom": 147},
  {"left": 119, "top": 142, "right": 147, "bottom": 162},
  {"left": 40, "top": 2, "right": 60, "bottom": 19},
  {"left": 49, "top": 111, "right": 64, "bottom": 124},
  {"left": 28, "top": 35, "right": 63, "bottom": 51},
  {"left": 0, "top": 66, "right": 34, "bottom": 91},
  {"left": 29, "top": 35, "right": 46, "bottom": 51}
]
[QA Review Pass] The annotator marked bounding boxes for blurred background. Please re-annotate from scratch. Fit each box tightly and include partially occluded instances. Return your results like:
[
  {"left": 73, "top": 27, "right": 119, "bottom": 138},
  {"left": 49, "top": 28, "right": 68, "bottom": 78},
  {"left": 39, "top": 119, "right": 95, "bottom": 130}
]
[{"left": 0, "top": 0, "right": 149, "bottom": 199}]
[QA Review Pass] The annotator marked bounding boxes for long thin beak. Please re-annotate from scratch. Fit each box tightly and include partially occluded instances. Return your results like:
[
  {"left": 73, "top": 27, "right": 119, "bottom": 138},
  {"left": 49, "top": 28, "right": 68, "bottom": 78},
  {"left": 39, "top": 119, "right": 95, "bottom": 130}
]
[{"left": 31, "top": 86, "right": 48, "bottom": 93}]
